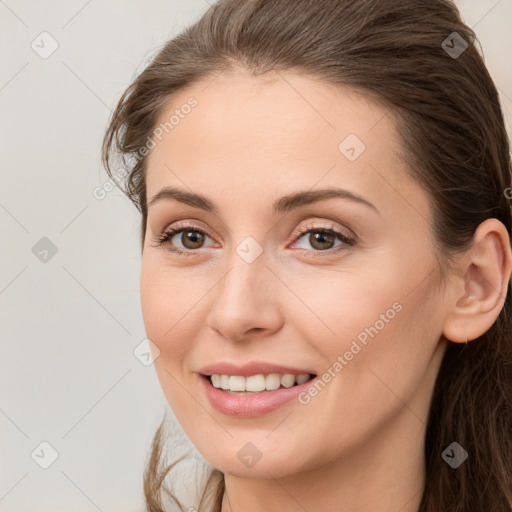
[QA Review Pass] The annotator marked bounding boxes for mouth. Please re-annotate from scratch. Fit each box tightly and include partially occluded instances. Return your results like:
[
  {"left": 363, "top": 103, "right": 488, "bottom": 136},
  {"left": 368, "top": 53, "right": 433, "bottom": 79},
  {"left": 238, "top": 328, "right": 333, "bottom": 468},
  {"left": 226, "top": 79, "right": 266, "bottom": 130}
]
[
  {"left": 200, "top": 372, "right": 317, "bottom": 394},
  {"left": 198, "top": 371, "right": 318, "bottom": 417},
  {"left": 198, "top": 374, "right": 316, "bottom": 419}
]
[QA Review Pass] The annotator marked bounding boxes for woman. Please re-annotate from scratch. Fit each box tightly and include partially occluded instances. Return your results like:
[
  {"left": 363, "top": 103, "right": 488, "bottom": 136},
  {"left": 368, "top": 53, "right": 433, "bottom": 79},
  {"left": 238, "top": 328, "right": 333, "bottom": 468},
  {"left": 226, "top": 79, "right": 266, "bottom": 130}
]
[{"left": 102, "top": 0, "right": 512, "bottom": 510}]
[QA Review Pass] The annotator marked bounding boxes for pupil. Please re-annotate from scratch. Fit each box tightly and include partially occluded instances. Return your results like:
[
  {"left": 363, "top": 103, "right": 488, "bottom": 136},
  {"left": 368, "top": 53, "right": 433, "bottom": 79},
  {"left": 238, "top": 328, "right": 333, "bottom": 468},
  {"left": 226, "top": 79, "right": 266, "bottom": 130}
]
[
  {"left": 184, "top": 231, "right": 204, "bottom": 248},
  {"left": 311, "top": 232, "right": 334, "bottom": 249}
]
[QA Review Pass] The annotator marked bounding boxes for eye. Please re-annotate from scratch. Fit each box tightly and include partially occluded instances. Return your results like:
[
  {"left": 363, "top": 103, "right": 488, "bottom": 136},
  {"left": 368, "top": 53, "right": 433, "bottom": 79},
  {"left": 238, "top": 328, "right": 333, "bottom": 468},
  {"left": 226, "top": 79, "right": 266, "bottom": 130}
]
[
  {"left": 152, "top": 221, "right": 356, "bottom": 257},
  {"left": 153, "top": 224, "right": 215, "bottom": 256},
  {"left": 290, "top": 223, "right": 356, "bottom": 254}
]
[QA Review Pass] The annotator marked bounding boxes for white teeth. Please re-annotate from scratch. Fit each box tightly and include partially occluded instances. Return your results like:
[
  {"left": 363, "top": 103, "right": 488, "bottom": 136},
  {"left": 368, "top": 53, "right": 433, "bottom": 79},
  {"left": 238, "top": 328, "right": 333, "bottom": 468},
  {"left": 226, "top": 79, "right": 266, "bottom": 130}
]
[
  {"left": 229, "top": 375, "right": 246, "bottom": 391},
  {"left": 280, "top": 374, "right": 295, "bottom": 388},
  {"left": 295, "top": 373, "right": 310, "bottom": 385},
  {"left": 265, "top": 373, "right": 281, "bottom": 391},
  {"left": 246, "top": 374, "right": 266, "bottom": 392},
  {"left": 209, "top": 373, "right": 312, "bottom": 392}
]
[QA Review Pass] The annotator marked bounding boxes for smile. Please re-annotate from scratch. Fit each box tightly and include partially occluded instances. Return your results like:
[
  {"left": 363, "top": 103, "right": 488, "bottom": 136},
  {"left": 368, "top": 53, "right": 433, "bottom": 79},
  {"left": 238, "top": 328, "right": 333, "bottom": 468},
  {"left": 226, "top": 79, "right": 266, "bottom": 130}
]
[
  {"left": 210, "top": 372, "right": 313, "bottom": 393},
  {"left": 199, "top": 372, "right": 318, "bottom": 417}
]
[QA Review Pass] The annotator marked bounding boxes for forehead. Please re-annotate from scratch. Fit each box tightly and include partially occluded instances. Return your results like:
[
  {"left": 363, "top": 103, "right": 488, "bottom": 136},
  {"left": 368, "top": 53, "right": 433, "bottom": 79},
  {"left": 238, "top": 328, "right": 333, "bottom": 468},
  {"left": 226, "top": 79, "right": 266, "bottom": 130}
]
[
  {"left": 144, "top": 69, "right": 427, "bottom": 221},
  {"left": 148, "top": 68, "right": 394, "bottom": 163}
]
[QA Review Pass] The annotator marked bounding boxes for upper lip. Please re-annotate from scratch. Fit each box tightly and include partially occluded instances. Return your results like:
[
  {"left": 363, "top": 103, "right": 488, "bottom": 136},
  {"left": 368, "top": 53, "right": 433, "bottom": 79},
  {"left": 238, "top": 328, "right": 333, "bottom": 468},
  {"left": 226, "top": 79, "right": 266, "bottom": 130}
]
[{"left": 198, "top": 361, "right": 316, "bottom": 377}]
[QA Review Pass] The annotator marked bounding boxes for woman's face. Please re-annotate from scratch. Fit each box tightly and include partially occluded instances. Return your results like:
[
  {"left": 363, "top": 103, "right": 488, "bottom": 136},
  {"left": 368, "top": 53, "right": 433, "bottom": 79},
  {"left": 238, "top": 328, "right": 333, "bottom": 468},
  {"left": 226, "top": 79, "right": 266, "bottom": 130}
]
[{"left": 141, "top": 69, "right": 450, "bottom": 479}]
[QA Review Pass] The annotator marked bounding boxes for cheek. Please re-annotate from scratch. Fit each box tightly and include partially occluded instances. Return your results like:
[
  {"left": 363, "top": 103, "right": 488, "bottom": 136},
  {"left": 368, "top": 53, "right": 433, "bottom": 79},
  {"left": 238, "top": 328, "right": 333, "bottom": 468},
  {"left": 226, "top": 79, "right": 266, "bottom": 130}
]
[
  {"left": 139, "top": 263, "right": 198, "bottom": 416},
  {"left": 291, "top": 261, "right": 437, "bottom": 400},
  {"left": 288, "top": 267, "right": 400, "bottom": 354},
  {"left": 139, "top": 261, "right": 195, "bottom": 365},
  {"left": 316, "top": 276, "right": 442, "bottom": 429},
  {"left": 140, "top": 255, "right": 197, "bottom": 332}
]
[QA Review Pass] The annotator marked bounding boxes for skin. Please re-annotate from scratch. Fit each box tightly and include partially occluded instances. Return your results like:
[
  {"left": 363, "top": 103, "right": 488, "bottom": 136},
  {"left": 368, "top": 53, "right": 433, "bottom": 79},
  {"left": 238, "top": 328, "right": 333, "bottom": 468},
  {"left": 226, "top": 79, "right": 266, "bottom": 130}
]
[{"left": 140, "top": 68, "right": 512, "bottom": 512}]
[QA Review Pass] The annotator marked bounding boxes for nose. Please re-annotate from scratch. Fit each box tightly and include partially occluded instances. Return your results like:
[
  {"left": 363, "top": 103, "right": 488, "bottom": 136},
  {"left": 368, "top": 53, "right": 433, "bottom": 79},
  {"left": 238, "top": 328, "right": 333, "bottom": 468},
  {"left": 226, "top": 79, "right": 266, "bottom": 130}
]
[{"left": 205, "top": 252, "right": 283, "bottom": 342}]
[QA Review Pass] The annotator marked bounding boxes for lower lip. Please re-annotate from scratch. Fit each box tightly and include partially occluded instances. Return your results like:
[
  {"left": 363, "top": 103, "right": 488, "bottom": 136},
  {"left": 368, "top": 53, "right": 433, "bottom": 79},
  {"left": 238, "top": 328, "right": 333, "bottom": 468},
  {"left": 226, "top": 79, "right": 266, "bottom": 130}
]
[{"left": 199, "top": 374, "right": 316, "bottom": 417}]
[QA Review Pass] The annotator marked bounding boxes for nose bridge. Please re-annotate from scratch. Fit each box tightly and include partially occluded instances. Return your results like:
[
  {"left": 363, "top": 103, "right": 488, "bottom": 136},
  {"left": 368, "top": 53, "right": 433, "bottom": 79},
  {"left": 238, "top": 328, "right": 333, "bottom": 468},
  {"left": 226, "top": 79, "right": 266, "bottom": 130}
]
[{"left": 206, "top": 242, "right": 282, "bottom": 339}]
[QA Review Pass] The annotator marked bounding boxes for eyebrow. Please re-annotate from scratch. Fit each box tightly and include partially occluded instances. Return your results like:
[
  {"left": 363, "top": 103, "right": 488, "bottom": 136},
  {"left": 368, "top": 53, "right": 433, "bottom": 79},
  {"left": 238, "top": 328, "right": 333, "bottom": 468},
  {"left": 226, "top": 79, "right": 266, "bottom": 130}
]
[{"left": 147, "top": 186, "right": 379, "bottom": 215}]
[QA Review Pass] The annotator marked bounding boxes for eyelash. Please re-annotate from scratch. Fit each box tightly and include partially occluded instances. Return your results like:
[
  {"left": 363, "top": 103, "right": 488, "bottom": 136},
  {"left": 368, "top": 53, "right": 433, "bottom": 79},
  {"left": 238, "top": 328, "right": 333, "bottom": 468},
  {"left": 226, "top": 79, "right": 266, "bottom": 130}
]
[{"left": 153, "top": 222, "right": 356, "bottom": 257}]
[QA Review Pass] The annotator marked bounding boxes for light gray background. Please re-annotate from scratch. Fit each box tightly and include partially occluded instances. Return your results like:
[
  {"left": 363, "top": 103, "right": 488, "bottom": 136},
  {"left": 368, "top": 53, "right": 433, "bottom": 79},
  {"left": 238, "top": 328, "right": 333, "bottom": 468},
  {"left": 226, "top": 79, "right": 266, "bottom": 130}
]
[{"left": 1, "top": 1, "right": 511, "bottom": 510}]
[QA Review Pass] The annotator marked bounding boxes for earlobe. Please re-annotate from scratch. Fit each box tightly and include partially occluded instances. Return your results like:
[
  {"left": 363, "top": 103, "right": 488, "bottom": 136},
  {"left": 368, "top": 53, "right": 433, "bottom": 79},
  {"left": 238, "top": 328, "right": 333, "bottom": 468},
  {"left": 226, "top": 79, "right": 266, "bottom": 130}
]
[{"left": 442, "top": 218, "right": 512, "bottom": 344}]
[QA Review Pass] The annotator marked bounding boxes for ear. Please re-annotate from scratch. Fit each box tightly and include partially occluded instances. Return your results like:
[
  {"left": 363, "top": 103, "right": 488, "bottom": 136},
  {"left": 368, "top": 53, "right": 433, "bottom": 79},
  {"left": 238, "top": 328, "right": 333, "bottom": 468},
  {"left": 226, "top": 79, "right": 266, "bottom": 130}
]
[{"left": 442, "top": 218, "right": 512, "bottom": 344}]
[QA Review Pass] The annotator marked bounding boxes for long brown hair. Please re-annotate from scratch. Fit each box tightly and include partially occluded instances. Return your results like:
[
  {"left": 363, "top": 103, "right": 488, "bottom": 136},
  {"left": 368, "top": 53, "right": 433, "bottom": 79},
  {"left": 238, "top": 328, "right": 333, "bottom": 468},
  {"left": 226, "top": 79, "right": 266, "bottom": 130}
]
[{"left": 102, "top": 1, "right": 512, "bottom": 510}]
